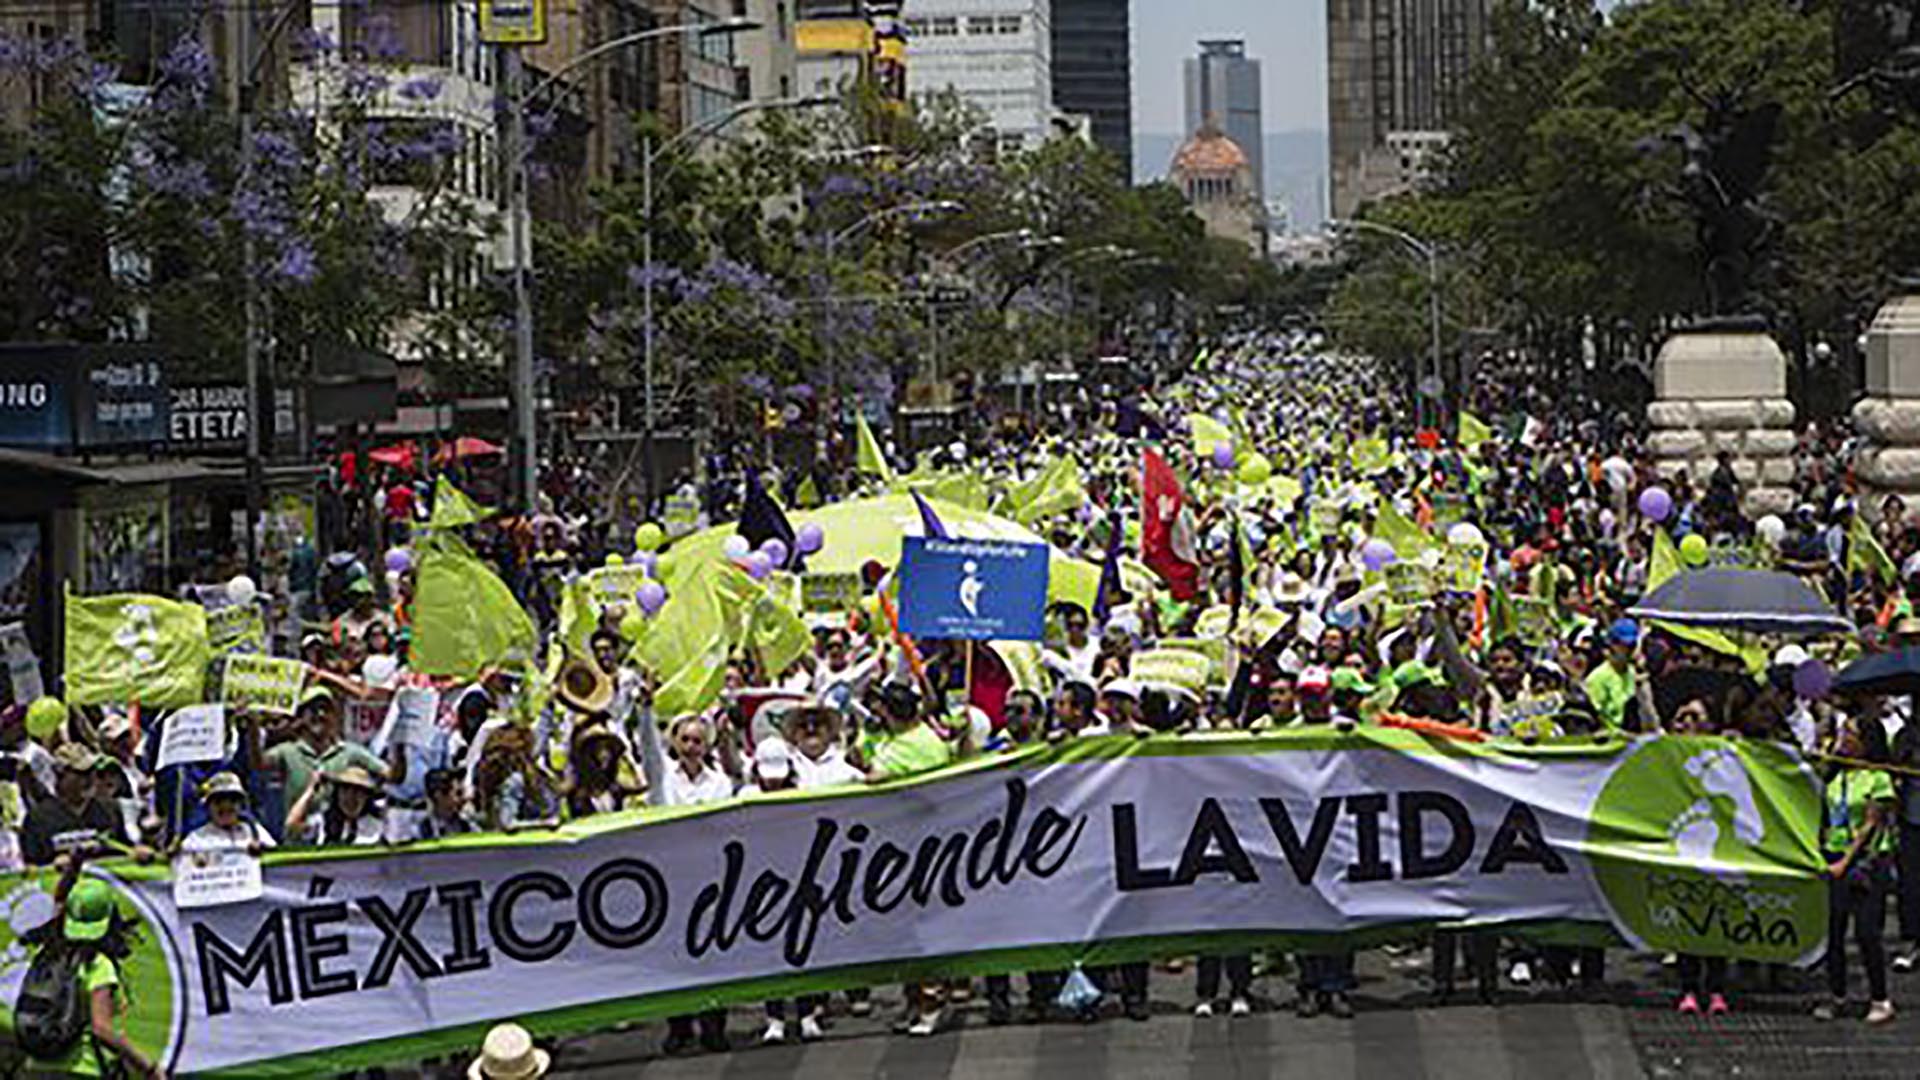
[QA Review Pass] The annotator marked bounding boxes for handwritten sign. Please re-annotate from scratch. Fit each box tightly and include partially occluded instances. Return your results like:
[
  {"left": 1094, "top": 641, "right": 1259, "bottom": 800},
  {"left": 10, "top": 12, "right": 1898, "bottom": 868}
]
[
  {"left": 385, "top": 687, "right": 442, "bottom": 751},
  {"left": 801, "top": 571, "right": 863, "bottom": 613},
  {"left": 172, "top": 849, "right": 264, "bottom": 909},
  {"left": 207, "top": 604, "right": 265, "bottom": 654},
  {"left": 1385, "top": 562, "right": 1431, "bottom": 606},
  {"left": 663, "top": 494, "right": 701, "bottom": 539},
  {"left": 587, "top": 566, "right": 647, "bottom": 605},
  {"left": 1130, "top": 649, "right": 1213, "bottom": 694},
  {"left": 221, "top": 655, "right": 306, "bottom": 715},
  {"left": 157, "top": 705, "right": 227, "bottom": 770}
]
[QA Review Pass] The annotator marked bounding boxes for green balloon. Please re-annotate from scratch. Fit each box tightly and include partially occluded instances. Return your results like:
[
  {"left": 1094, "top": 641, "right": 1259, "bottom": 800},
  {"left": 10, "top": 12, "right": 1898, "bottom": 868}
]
[
  {"left": 1238, "top": 454, "right": 1273, "bottom": 486},
  {"left": 634, "top": 523, "right": 666, "bottom": 553},
  {"left": 619, "top": 611, "right": 647, "bottom": 641},
  {"left": 26, "top": 697, "right": 66, "bottom": 740},
  {"left": 1679, "top": 533, "right": 1709, "bottom": 567}
]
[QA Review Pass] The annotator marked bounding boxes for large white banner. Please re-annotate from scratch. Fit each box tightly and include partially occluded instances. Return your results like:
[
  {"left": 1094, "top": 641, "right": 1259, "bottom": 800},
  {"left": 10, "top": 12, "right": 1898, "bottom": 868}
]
[{"left": 0, "top": 733, "right": 1826, "bottom": 1075}]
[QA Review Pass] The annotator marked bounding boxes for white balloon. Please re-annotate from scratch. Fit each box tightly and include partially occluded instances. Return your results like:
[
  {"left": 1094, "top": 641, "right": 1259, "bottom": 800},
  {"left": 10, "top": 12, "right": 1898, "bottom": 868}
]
[
  {"left": 226, "top": 575, "right": 258, "bottom": 605},
  {"left": 1756, "top": 515, "right": 1787, "bottom": 546},
  {"left": 1446, "top": 523, "right": 1486, "bottom": 548},
  {"left": 721, "top": 535, "right": 751, "bottom": 561}
]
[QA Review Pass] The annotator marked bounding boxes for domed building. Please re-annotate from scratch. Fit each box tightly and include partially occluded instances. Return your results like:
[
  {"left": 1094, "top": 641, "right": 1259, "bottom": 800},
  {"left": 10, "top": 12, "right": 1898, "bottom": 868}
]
[{"left": 1169, "top": 123, "right": 1267, "bottom": 253}]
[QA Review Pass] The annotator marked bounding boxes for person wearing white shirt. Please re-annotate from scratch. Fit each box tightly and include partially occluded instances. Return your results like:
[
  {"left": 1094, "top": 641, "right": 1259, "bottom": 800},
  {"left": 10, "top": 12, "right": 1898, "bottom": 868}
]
[
  {"left": 179, "top": 772, "right": 276, "bottom": 855},
  {"left": 651, "top": 713, "right": 735, "bottom": 1054}
]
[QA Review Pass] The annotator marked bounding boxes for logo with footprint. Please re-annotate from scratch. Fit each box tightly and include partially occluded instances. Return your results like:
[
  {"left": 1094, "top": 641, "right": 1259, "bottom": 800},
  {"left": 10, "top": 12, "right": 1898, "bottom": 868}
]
[{"left": 1584, "top": 736, "right": 1826, "bottom": 965}]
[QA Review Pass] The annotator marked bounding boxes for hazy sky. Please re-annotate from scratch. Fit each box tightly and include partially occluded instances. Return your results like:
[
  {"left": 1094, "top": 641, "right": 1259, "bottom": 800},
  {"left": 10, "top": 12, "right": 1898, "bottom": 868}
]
[{"left": 1131, "top": 0, "right": 1328, "bottom": 135}]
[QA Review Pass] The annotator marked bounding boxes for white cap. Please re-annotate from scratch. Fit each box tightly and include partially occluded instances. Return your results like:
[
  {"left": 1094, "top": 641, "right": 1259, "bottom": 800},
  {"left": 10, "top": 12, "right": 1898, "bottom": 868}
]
[
  {"left": 362, "top": 654, "right": 401, "bottom": 689},
  {"left": 754, "top": 737, "right": 793, "bottom": 781},
  {"left": 1771, "top": 644, "right": 1809, "bottom": 670},
  {"left": 1100, "top": 679, "right": 1140, "bottom": 700}
]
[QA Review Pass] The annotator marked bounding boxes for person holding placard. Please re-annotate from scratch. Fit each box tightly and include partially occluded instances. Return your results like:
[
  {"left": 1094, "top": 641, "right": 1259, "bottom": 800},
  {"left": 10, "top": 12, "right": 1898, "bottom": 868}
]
[{"left": 179, "top": 773, "right": 274, "bottom": 855}]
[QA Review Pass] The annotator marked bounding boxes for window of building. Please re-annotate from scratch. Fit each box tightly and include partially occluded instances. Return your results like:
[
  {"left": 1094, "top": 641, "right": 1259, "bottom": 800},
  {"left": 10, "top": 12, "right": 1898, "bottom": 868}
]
[
  {"left": 996, "top": 15, "right": 1022, "bottom": 34},
  {"left": 967, "top": 16, "right": 995, "bottom": 34},
  {"left": 998, "top": 132, "right": 1024, "bottom": 156},
  {"left": 778, "top": 2, "right": 790, "bottom": 40},
  {"left": 929, "top": 17, "right": 959, "bottom": 36}
]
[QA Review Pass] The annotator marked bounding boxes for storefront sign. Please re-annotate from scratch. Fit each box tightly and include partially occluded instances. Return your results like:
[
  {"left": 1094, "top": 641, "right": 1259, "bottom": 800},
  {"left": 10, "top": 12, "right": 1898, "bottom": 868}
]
[
  {"left": 0, "top": 345, "right": 170, "bottom": 450},
  {"left": 169, "top": 384, "right": 299, "bottom": 450}
]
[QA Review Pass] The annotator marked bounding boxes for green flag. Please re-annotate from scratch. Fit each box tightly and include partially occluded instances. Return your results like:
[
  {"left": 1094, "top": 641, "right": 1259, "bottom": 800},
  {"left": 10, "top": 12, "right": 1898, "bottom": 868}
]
[
  {"left": 795, "top": 474, "right": 821, "bottom": 510},
  {"left": 411, "top": 531, "right": 536, "bottom": 679},
  {"left": 63, "top": 589, "right": 209, "bottom": 708},
  {"left": 1350, "top": 436, "right": 1393, "bottom": 477},
  {"left": 1458, "top": 411, "right": 1493, "bottom": 450},
  {"left": 904, "top": 469, "right": 990, "bottom": 512},
  {"left": 430, "top": 476, "right": 492, "bottom": 530},
  {"left": 745, "top": 592, "right": 811, "bottom": 678},
  {"left": 1373, "top": 502, "right": 1436, "bottom": 558},
  {"left": 1188, "top": 413, "right": 1233, "bottom": 457},
  {"left": 1005, "top": 454, "right": 1085, "bottom": 526},
  {"left": 635, "top": 562, "right": 748, "bottom": 717},
  {"left": 1850, "top": 515, "right": 1897, "bottom": 588},
  {"left": 855, "top": 414, "right": 893, "bottom": 484}
]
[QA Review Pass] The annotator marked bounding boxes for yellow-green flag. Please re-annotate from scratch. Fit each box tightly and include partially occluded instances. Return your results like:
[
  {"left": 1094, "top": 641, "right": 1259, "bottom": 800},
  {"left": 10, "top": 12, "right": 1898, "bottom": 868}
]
[
  {"left": 1006, "top": 454, "right": 1085, "bottom": 525},
  {"left": 855, "top": 414, "right": 893, "bottom": 483},
  {"left": 1188, "top": 413, "right": 1233, "bottom": 457},
  {"left": 745, "top": 592, "right": 811, "bottom": 678},
  {"left": 63, "top": 589, "right": 208, "bottom": 707},
  {"left": 635, "top": 562, "right": 745, "bottom": 717},
  {"left": 1850, "top": 515, "right": 1897, "bottom": 588},
  {"left": 411, "top": 531, "right": 536, "bottom": 679},
  {"left": 795, "top": 474, "right": 821, "bottom": 510},
  {"left": 430, "top": 476, "right": 492, "bottom": 530},
  {"left": 1458, "top": 411, "right": 1493, "bottom": 450},
  {"left": 1350, "top": 436, "right": 1392, "bottom": 477},
  {"left": 1373, "top": 502, "right": 1436, "bottom": 558}
]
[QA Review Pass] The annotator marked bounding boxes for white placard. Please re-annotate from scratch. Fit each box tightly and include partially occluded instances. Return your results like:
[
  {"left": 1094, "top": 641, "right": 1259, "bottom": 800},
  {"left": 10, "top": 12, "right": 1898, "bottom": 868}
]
[
  {"left": 385, "top": 687, "right": 442, "bottom": 751},
  {"left": 156, "top": 704, "right": 228, "bottom": 770},
  {"left": 0, "top": 623, "right": 42, "bottom": 704},
  {"left": 172, "top": 849, "right": 264, "bottom": 909}
]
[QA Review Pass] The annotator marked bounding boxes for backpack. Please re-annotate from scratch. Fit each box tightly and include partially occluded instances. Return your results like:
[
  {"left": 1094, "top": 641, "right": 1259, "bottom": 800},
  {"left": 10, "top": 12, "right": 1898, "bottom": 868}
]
[{"left": 14, "top": 939, "right": 91, "bottom": 1060}]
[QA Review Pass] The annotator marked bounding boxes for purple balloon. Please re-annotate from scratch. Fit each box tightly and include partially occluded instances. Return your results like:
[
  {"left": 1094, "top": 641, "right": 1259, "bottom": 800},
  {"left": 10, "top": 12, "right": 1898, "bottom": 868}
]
[
  {"left": 1361, "top": 539, "right": 1398, "bottom": 573},
  {"left": 796, "top": 523, "right": 826, "bottom": 555},
  {"left": 1793, "top": 659, "right": 1832, "bottom": 701},
  {"left": 761, "top": 538, "right": 790, "bottom": 570},
  {"left": 1211, "top": 443, "right": 1236, "bottom": 470},
  {"left": 635, "top": 581, "right": 667, "bottom": 616},
  {"left": 1637, "top": 486, "right": 1673, "bottom": 523},
  {"left": 384, "top": 548, "right": 411, "bottom": 574},
  {"left": 633, "top": 551, "right": 658, "bottom": 578},
  {"left": 743, "top": 551, "right": 773, "bottom": 580}
]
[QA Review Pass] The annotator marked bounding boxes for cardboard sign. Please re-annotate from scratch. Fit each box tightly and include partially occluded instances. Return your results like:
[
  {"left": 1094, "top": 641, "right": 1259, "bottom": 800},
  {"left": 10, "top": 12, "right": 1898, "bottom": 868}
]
[
  {"left": 801, "top": 571, "right": 864, "bottom": 614},
  {"left": 156, "top": 705, "right": 227, "bottom": 770},
  {"left": 1309, "top": 503, "right": 1341, "bottom": 536},
  {"left": 173, "top": 849, "right": 264, "bottom": 909},
  {"left": 207, "top": 604, "right": 266, "bottom": 654},
  {"left": 1130, "top": 649, "right": 1213, "bottom": 694},
  {"left": 221, "top": 654, "right": 306, "bottom": 715},
  {"left": 1385, "top": 562, "right": 1431, "bottom": 606},
  {"left": 588, "top": 566, "right": 647, "bottom": 605}
]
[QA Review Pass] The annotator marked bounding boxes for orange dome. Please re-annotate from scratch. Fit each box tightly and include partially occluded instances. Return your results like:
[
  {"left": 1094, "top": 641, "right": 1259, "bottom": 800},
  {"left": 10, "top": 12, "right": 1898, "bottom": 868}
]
[{"left": 1171, "top": 126, "right": 1250, "bottom": 175}]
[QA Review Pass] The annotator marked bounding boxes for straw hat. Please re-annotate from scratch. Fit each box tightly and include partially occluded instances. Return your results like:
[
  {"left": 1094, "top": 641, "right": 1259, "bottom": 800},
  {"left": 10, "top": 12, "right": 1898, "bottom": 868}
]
[{"left": 468, "top": 1023, "right": 550, "bottom": 1080}]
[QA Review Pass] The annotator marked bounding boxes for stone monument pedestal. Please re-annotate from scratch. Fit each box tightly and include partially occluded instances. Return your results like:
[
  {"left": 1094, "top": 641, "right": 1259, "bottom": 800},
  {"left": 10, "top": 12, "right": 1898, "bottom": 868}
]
[
  {"left": 1646, "top": 326, "right": 1797, "bottom": 518},
  {"left": 1854, "top": 292, "right": 1920, "bottom": 522}
]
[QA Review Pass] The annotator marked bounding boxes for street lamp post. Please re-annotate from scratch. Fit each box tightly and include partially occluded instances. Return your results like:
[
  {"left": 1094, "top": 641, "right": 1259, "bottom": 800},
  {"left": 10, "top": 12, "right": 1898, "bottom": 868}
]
[
  {"left": 504, "top": 17, "right": 761, "bottom": 515},
  {"left": 1332, "top": 218, "right": 1441, "bottom": 430},
  {"left": 637, "top": 95, "right": 830, "bottom": 514},
  {"left": 816, "top": 199, "right": 961, "bottom": 463}
]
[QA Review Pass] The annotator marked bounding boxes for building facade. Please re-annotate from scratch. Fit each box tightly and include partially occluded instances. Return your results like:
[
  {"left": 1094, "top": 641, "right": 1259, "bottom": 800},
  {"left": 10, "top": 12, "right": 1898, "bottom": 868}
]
[
  {"left": 902, "top": 0, "right": 1052, "bottom": 157},
  {"left": 1170, "top": 125, "right": 1265, "bottom": 254},
  {"left": 1184, "top": 39, "right": 1263, "bottom": 198},
  {"left": 1326, "top": 0, "right": 1490, "bottom": 219},
  {"left": 1049, "top": 0, "right": 1132, "bottom": 176}
]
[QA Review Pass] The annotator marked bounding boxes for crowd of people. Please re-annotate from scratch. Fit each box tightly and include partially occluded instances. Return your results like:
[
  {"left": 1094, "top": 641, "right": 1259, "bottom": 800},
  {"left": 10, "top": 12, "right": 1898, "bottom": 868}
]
[{"left": 13, "top": 335, "right": 1920, "bottom": 1078}]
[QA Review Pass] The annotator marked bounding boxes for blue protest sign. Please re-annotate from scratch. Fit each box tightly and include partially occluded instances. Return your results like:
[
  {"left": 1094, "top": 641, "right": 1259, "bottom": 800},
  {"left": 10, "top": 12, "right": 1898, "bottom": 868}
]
[{"left": 898, "top": 537, "right": 1050, "bottom": 641}]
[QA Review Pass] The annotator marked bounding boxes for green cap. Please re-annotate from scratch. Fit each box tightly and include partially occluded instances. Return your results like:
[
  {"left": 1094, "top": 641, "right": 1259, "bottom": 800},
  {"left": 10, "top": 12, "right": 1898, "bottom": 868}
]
[
  {"left": 298, "top": 685, "right": 334, "bottom": 710},
  {"left": 64, "top": 880, "right": 114, "bottom": 943},
  {"left": 1391, "top": 661, "right": 1445, "bottom": 691},
  {"left": 1329, "top": 668, "right": 1376, "bottom": 696}
]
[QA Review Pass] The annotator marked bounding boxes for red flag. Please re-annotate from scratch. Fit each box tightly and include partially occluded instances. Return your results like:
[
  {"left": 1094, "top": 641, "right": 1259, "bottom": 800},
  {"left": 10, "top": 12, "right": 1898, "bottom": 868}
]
[
  {"left": 968, "top": 643, "right": 1014, "bottom": 729},
  {"left": 1141, "top": 449, "right": 1200, "bottom": 601}
]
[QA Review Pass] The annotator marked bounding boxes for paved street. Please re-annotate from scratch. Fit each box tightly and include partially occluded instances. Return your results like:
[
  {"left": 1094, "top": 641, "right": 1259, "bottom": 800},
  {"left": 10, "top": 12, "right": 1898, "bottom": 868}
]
[{"left": 469, "top": 949, "right": 1920, "bottom": 1080}]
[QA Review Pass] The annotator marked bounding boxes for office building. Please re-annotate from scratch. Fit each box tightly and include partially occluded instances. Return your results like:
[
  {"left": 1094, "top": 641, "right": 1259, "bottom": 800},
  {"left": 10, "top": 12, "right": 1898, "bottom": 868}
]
[
  {"left": 1327, "top": 0, "right": 1491, "bottom": 219},
  {"left": 1184, "top": 40, "right": 1263, "bottom": 197},
  {"left": 903, "top": 0, "right": 1053, "bottom": 156},
  {"left": 1050, "top": 0, "right": 1132, "bottom": 175}
]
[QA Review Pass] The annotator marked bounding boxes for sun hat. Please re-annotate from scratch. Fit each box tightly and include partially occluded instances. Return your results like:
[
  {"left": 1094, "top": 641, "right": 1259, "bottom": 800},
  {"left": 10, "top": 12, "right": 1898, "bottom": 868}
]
[
  {"left": 64, "top": 879, "right": 114, "bottom": 943},
  {"left": 53, "top": 743, "right": 103, "bottom": 773},
  {"left": 468, "top": 1023, "right": 551, "bottom": 1080},
  {"left": 329, "top": 765, "right": 380, "bottom": 791},
  {"left": 201, "top": 771, "right": 247, "bottom": 802}
]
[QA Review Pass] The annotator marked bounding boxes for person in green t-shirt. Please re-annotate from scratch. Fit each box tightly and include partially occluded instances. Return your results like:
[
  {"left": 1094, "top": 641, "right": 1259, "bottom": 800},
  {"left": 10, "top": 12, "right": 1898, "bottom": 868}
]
[
  {"left": 1815, "top": 712, "right": 1897, "bottom": 1024},
  {"left": 25, "top": 857, "right": 164, "bottom": 1078},
  {"left": 1583, "top": 619, "right": 1640, "bottom": 730}
]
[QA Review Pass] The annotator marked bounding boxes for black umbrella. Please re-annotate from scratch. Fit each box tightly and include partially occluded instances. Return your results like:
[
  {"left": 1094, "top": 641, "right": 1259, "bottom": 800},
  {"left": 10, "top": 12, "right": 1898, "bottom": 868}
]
[
  {"left": 1834, "top": 647, "right": 1920, "bottom": 697},
  {"left": 1627, "top": 569, "right": 1852, "bottom": 637}
]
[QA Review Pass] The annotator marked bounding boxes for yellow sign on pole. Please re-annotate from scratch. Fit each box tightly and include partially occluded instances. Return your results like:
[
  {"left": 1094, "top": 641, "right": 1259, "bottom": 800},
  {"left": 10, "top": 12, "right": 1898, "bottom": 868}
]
[{"left": 480, "top": 0, "right": 548, "bottom": 45}]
